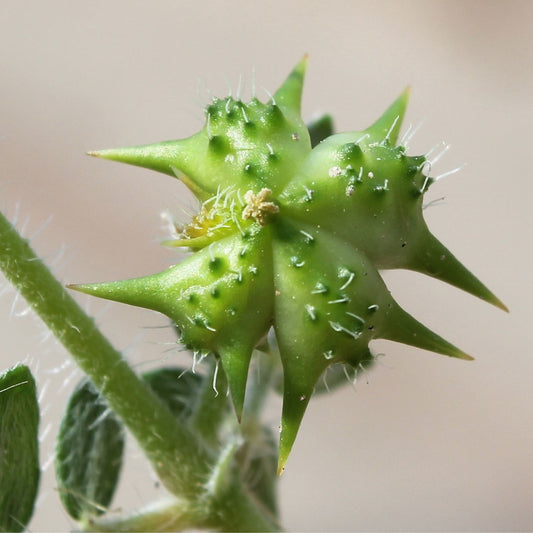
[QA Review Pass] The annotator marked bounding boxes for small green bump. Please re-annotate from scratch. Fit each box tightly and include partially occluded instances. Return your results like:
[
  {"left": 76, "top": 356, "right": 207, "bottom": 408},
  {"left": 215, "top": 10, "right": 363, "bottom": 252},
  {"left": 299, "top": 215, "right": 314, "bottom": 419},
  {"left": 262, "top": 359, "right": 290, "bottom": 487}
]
[
  {"left": 410, "top": 154, "right": 426, "bottom": 166},
  {"left": 223, "top": 97, "right": 237, "bottom": 117},
  {"left": 344, "top": 164, "right": 356, "bottom": 176},
  {"left": 209, "top": 257, "right": 223, "bottom": 272},
  {"left": 207, "top": 101, "right": 224, "bottom": 122},
  {"left": 337, "top": 142, "right": 363, "bottom": 162},
  {"left": 373, "top": 181, "right": 389, "bottom": 194},
  {"left": 236, "top": 101, "right": 249, "bottom": 120},
  {"left": 323, "top": 349, "right": 335, "bottom": 360},
  {"left": 243, "top": 162, "right": 255, "bottom": 175},
  {"left": 226, "top": 306, "right": 237, "bottom": 317},
  {"left": 338, "top": 267, "right": 351, "bottom": 277},
  {"left": 211, "top": 287, "right": 221, "bottom": 298},
  {"left": 290, "top": 256, "right": 305, "bottom": 268},
  {"left": 192, "top": 316, "right": 216, "bottom": 332},
  {"left": 299, "top": 229, "right": 315, "bottom": 244},
  {"left": 312, "top": 282, "right": 329, "bottom": 295},
  {"left": 305, "top": 304, "right": 318, "bottom": 322},
  {"left": 410, "top": 186, "right": 424, "bottom": 198},
  {"left": 208, "top": 135, "right": 228, "bottom": 153},
  {"left": 338, "top": 267, "right": 355, "bottom": 289},
  {"left": 328, "top": 294, "right": 350, "bottom": 305},
  {"left": 302, "top": 186, "right": 314, "bottom": 202},
  {"left": 265, "top": 102, "right": 284, "bottom": 124},
  {"left": 266, "top": 144, "right": 278, "bottom": 162},
  {"left": 186, "top": 293, "right": 198, "bottom": 304},
  {"left": 406, "top": 164, "right": 419, "bottom": 177},
  {"left": 232, "top": 269, "right": 244, "bottom": 283}
]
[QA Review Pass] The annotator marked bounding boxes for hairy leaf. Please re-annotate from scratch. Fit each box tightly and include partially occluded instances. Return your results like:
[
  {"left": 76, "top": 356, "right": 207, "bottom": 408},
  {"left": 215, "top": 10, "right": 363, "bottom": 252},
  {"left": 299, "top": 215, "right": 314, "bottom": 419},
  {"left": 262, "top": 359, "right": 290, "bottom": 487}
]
[
  {"left": 142, "top": 367, "right": 204, "bottom": 421},
  {"left": 0, "top": 365, "right": 40, "bottom": 532},
  {"left": 55, "top": 378, "right": 124, "bottom": 520}
]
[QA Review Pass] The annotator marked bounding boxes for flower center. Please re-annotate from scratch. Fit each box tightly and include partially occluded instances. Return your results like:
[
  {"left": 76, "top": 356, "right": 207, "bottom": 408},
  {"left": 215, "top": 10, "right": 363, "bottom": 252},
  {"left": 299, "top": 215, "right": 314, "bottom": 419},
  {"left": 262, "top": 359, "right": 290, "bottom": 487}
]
[{"left": 242, "top": 188, "right": 279, "bottom": 226}]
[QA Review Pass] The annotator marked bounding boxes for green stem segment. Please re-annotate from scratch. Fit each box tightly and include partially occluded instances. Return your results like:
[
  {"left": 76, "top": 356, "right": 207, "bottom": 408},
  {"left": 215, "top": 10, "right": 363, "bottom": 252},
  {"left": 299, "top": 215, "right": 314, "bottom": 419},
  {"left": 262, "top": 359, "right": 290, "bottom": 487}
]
[
  {"left": 0, "top": 210, "right": 206, "bottom": 497},
  {"left": 0, "top": 210, "right": 278, "bottom": 531},
  {"left": 189, "top": 358, "right": 230, "bottom": 449}
]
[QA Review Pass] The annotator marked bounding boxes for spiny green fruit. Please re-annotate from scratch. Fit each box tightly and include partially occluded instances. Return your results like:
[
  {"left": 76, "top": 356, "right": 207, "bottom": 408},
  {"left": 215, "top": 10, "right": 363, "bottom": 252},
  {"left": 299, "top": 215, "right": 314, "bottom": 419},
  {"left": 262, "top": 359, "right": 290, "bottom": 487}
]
[{"left": 72, "top": 57, "right": 506, "bottom": 473}]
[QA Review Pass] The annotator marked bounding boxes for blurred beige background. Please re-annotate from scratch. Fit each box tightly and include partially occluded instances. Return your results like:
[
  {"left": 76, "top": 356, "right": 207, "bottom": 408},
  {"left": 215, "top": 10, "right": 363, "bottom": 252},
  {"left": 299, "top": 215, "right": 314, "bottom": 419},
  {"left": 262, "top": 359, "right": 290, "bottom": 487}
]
[{"left": 1, "top": 1, "right": 532, "bottom": 531}]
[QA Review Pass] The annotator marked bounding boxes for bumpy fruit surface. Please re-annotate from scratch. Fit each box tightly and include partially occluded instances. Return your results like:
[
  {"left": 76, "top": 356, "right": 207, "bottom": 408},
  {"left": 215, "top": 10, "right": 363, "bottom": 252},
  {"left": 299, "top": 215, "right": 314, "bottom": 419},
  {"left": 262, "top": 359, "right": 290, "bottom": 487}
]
[{"left": 72, "top": 58, "right": 506, "bottom": 472}]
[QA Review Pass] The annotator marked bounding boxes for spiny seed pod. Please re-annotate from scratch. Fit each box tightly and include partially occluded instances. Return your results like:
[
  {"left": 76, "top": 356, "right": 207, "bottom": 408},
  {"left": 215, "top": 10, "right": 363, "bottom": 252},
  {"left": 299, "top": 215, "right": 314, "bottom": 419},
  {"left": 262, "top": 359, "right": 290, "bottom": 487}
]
[{"left": 71, "top": 57, "right": 506, "bottom": 473}]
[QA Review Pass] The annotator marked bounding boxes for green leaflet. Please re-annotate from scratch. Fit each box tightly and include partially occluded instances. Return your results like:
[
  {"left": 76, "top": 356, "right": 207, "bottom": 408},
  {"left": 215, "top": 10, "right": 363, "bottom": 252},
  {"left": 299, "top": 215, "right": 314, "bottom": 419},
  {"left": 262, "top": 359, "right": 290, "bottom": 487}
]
[
  {"left": 0, "top": 365, "right": 40, "bottom": 532},
  {"left": 55, "top": 378, "right": 124, "bottom": 521},
  {"left": 55, "top": 368, "right": 208, "bottom": 522},
  {"left": 142, "top": 367, "right": 204, "bottom": 422}
]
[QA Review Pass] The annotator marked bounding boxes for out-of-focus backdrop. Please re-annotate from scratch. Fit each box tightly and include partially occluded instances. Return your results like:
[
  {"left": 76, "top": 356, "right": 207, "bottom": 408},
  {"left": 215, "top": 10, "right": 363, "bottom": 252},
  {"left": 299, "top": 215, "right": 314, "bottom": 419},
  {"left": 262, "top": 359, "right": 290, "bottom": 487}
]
[{"left": 1, "top": 1, "right": 531, "bottom": 531}]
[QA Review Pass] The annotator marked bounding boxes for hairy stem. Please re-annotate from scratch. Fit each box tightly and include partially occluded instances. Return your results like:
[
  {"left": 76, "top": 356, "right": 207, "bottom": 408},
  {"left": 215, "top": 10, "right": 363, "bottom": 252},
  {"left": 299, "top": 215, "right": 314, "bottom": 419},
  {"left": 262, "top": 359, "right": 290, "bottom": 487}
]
[
  {"left": 0, "top": 210, "right": 209, "bottom": 497},
  {"left": 0, "top": 210, "right": 279, "bottom": 531},
  {"left": 189, "top": 358, "right": 230, "bottom": 448}
]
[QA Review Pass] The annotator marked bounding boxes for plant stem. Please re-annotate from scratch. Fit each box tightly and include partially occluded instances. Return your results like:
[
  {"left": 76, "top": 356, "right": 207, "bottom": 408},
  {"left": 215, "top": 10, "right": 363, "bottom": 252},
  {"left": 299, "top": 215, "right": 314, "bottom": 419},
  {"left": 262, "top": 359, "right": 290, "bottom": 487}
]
[
  {"left": 83, "top": 499, "right": 197, "bottom": 532},
  {"left": 0, "top": 210, "right": 209, "bottom": 498},
  {"left": 0, "top": 210, "right": 279, "bottom": 530},
  {"left": 189, "top": 358, "right": 230, "bottom": 448}
]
